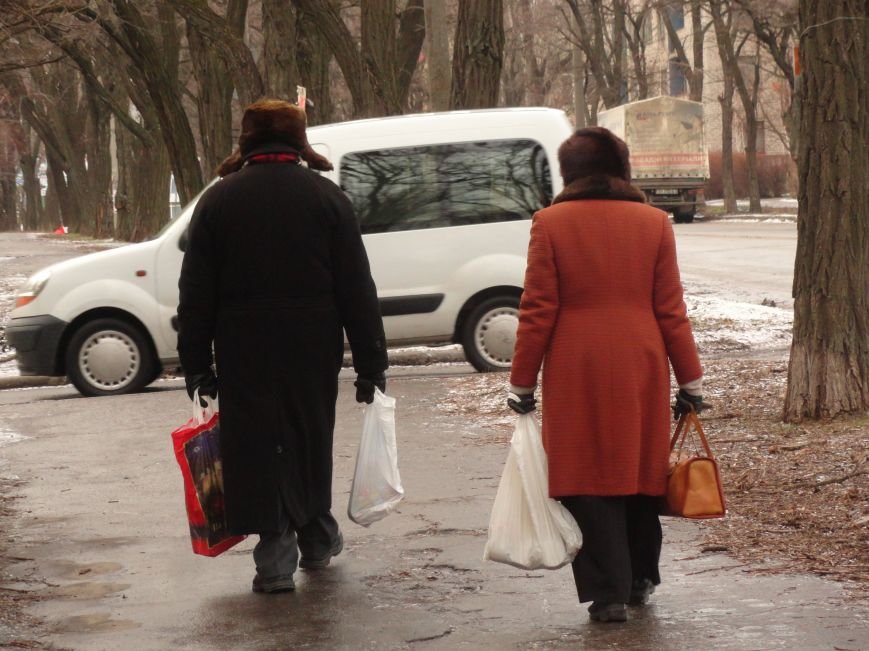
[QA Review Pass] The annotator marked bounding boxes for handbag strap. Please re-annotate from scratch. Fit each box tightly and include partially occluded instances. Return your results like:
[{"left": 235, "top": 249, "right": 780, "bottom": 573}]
[{"left": 669, "top": 411, "right": 715, "bottom": 459}]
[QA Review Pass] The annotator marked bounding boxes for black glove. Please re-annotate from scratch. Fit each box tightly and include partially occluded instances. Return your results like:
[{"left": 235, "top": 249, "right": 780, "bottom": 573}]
[
  {"left": 507, "top": 392, "right": 536, "bottom": 414},
  {"left": 185, "top": 370, "right": 218, "bottom": 407},
  {"left": 355, "top": 372, "right": 386, "bottom": 404},
  {"left": 672, "top": 388, "right": 708, "bottom": 419}
]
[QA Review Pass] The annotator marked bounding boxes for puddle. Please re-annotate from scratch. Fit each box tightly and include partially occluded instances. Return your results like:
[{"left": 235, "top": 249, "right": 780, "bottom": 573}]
[
  {"left": 48, "top": 581, "right": 131, "bottom": 600},
  {"left": 49, "top": 560, "right": 124, "bottom": 580},
  {"left": 53, "top": 612, "right": 140, "bottom": 634}
]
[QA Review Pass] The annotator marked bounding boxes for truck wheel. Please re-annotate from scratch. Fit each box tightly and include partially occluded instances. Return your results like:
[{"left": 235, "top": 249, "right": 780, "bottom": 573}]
[
  {"left": 673, "top": 208, "right": 695, "bottom": 224},
  {"left": 65, "top": 318, "right": 156, "bottom": 396},
  {"left": 460, "top": 295, "right": 520, "bottom": 372}
]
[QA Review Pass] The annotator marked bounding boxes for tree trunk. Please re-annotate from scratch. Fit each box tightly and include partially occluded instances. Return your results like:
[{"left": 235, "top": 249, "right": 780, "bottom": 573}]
[
  {"left": 514, "top": 0, "right": 546, "bottom": 105},
  {"left": 396, "top": 0, "right": 425, "bottom": 108},
  {"left": 573, "top": 43, "right": 587, "bottom": 128},
  {"left": 99, "top": 0, "right": 204, "bottom": 203},
  {"left": 0, "top": 96, "right": 20, "bottom": 231},
  {"left": 719, "top": 73, "right": 737, "bottom": 213},
  {"left": 290, "top": 0, "right": 423, "bottom": 118},
  {"left": 690, "top": 0, "right": 705, "bottom": 102},
  {"left": 783, "top": 0, "right": 869, "bottom": 422},
  {"left": 295, "top": 10, "right": 334, "bottom": 125},
  {"left": 744, "top": 50, "right": 762, "bottom": 212},
  {"left": 262, "top": 0, "right": 300, "bottom": 99},
  {"left": 188, "top": 23, "right": 234, "bottom": 175},
  {"left": 115, "top": 116, "right": 172, "bottom": 242},
  {"left": 19, "top": 127, "right": 43, "bottom": 231},
  {"left": 424, "top": 0, "right": 451, "bottom": 111},
  {"left": 450, "top": 0, "right": 504, "bottom": 109},
  {"left": 362, "top": 0, "right": 402, "bottom": 115}
]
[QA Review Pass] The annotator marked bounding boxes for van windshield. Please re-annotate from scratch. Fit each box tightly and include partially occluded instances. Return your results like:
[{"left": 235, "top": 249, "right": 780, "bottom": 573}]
[{"left": 340, "top": 139, "right": 552, "bottom": 234}]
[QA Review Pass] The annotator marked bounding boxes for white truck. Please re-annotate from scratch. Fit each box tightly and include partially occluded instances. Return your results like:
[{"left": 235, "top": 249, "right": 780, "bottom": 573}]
[{"left": 598, "top": 96, "right": 709, "bottom": 223}]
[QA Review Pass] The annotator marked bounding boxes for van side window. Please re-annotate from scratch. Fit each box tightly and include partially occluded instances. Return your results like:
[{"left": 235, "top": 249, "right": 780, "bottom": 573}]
[{"left": 339, "top": 140, "right": 552, "bottom": 234}]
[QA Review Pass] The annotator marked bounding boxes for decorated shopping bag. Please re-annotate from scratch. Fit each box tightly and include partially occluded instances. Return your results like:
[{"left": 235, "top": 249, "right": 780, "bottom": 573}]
[{"left": 171, "top": 392, "right": 245, "bottom": 556}]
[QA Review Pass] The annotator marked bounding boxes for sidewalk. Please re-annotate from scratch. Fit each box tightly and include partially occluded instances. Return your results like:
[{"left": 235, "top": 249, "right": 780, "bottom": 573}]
[{"left": 1, "top": 373, "right": 866, "bottom": 650}]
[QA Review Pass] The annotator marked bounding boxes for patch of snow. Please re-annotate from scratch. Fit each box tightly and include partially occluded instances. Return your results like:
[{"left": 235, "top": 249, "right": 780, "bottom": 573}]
[
  {"left": 0, "top": 424, "right": 26, "bottom": 447},
  {"left": 706, "top": 197, "right": 797, "bottom": 209},
  {"left": 687, "top": 294, "right": 793, "bottom": 351}
]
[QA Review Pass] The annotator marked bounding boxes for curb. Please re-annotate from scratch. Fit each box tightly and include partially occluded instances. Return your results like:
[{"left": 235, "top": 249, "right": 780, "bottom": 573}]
[
  {"left": 0, "top": 348, "right": 470, "bottom": 392},
  {"left": 0, "top": 375, "right": 69, "bottom": 390}
]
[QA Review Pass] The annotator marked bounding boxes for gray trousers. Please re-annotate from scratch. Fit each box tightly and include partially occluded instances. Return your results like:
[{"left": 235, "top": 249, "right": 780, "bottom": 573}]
[{"left": 253, "top": 512, "right": 340, "bottom": 578}]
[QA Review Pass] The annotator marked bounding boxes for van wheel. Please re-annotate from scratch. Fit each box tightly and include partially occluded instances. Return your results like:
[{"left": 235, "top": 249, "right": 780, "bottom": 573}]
[
  {"left": 460, "top": 296, "right": 520, "bottom": 372},
  {"left": 65, "top": 318, "right": 156, "bottom": 396}
]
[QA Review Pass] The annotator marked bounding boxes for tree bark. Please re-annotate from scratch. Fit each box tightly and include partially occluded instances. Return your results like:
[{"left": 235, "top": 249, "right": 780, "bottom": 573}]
[
  {"left": 19, "top": 125, "right": 43, "bottom": 231},
  {"left": 710, "top": 0, "right": 761, "bottom": 211},
  {"left": 295, "top": 10, "right": 334, "bottom": 125},
  {"left": 291, "top": 0, "right": 422, "bottom": 118},
  {"left": 262, "top": 0, "right": 300, "bottom": 99},
  {"left": 362, "top": 0, "right": 401, "bottom": 115},
  {"left": 450, "top": 0, "right": 504, "bottom": 109},
  {"left": 564, "top": 0, "right": 623, "bottom": 108},
  {"left": 784, "top": 0, "right": 869, "bottom": 422},
  {"left": 396, "top": 0, "right": 425, "bottom": 107},
  {"left": 573, "top": 43, "right": 587, "bottom": 128},
  {"left": 94, "top": 0, "right": 204, "bottom": 203},
  {"left": 169, "top": 0, "right": 262, "bottom": 107},
  {"left": 424, "top": 0, "right": 451, "bottom": 111},
  {"left": 718, "top": 71, "right": 737, "bottom": 213}
]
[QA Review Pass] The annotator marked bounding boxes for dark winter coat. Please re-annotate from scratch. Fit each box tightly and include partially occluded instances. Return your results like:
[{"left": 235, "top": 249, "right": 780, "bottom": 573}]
[
  {"left": 178, "top": 144, "right": 388, "bottom": 534},
  {"left": 510, "top": 174, "right": 702, "bottom": 497}
]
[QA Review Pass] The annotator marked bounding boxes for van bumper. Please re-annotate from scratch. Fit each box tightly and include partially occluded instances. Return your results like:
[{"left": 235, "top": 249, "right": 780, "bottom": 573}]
[{"left": 5, "top": 315, "right": 67, "bottom": 376}]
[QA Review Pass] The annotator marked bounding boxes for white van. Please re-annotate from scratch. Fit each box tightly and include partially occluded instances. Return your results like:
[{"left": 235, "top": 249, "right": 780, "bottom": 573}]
[{"left": 7, "top": 108, "right": 572, "bottom": 396}]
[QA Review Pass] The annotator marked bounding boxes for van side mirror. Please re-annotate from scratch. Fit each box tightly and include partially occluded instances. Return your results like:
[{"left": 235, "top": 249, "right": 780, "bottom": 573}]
[{"left": 178, "top": 229, "right": 188, "bottom": 252}]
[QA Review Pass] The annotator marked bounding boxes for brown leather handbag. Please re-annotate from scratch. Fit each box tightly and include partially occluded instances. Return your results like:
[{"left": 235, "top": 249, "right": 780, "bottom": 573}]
[{"left": 664, "top": 411, "right": 726, "bottom": 519}]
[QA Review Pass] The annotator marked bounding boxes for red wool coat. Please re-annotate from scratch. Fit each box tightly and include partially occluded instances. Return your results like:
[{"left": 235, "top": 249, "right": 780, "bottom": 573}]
[{"left": 510, "top": 178, "right": 702, "bottom": 498}]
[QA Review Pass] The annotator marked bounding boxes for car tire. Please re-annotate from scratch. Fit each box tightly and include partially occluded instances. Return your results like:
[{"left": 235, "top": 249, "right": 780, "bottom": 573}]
[
  {"left": 460, "top": 295, "right": 521, "bottom": 372},
  {"left": 65, "top": 318, "right": 157, "bottom": 396},
  {"left": 673, "top": 208, "right": 695, "bottom": 224}
]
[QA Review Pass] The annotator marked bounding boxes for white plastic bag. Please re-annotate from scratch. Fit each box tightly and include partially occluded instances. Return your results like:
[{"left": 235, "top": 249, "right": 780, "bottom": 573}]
[
  {"left": 483, "top": 413, "right": 582, "bottom": 570},
  {"left": 348, "top": 388, "right": 404, "bottom": 526}
]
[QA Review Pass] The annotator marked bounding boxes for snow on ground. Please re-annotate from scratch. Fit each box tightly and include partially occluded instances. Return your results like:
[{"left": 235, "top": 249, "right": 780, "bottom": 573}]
[
  {"left": 686, "top": 293, "right": 792, "bottom": 353},
  {"left": 702, "top": 198, "right": 797, "bottom": 223}
]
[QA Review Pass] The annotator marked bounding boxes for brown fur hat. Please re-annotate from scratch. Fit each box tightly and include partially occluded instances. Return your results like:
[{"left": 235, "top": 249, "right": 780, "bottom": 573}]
[
  {"left": 216, "top": 99, "right": 333, "bottom": 177},
  {"left": 558, "top": 126, "right": 632, "bottom": 185}
]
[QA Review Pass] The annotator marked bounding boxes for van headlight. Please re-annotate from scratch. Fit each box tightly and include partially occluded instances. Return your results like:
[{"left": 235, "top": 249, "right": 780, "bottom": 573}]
[{"left": 15, "top": 269, "right": 52, "bottom": 308}]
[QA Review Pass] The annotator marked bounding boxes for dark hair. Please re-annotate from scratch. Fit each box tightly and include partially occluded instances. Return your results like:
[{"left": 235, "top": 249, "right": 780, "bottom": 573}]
[
  {"left": 216, "top": 98, "right": 333, "bottom": 177},
  {"left": 557, "top": 126, "right": 632, "bottom": 185}
]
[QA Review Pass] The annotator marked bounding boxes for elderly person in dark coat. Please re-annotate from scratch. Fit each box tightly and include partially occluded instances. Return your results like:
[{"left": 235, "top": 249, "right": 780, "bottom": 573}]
[{"left": 178, "top": 99, "right": 388, "bottom": 594}]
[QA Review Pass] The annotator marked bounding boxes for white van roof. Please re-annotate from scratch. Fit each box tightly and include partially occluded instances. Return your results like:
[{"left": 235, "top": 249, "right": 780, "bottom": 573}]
[{"left": 308, "top": 107, "right": 573, "bottom": 154}]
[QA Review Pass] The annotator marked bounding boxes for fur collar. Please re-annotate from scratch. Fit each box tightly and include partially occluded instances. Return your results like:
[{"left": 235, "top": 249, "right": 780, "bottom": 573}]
[{"left": 552, "top": 175, "right": 647, "bottom": 205}]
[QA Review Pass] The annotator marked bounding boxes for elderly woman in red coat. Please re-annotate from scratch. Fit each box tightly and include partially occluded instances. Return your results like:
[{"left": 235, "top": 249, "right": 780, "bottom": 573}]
[{"left": 508, "top": 127, "right": 705, "bottom": 623}]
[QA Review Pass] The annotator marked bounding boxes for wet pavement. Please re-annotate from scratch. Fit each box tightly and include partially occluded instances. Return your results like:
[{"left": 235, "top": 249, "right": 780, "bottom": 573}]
[{"left": 0, "top": 372, "right": 867, "bottom": 650}]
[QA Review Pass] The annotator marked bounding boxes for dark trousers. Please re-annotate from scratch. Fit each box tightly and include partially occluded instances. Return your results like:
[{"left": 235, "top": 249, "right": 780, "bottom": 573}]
[
  {"left": 253, "top": 512, "right": 340, "bottom": 578},
  {"left": 559, "top": 495, "right": 663, "bottom": 604}
]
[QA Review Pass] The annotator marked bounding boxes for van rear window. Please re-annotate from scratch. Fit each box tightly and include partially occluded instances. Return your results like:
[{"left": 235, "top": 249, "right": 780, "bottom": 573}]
[{"left": 339, "top": 140, "right": 552, "bottom": 234}]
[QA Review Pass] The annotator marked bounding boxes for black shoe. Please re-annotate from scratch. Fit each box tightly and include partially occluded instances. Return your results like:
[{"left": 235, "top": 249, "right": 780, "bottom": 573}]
[
  {"left": 629, "top": 578, "right": 656, "bottom": 605},
  {"left": 588, "top": 602, "right": 628, "bottom": 622},
  {"left": 299, "top": 532, "right": 344, "bottom": 570},
  {"left": 251, "top": 573, "right": 295, "bottom": 594}
]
